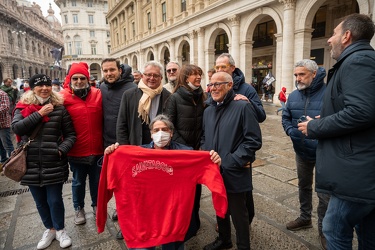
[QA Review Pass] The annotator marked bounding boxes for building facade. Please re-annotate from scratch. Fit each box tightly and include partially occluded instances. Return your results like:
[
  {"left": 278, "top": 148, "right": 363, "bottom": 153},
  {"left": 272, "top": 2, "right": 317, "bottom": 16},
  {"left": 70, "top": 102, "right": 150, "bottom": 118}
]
[
  {"left": 55, "top": 0, "right": 110, "bottom": 81},
  {"left": 0, "top": 0, "right": 65, "bottom": 83},
  {"left": 106, "top": 0, "right": 375, "bottom": 99}
]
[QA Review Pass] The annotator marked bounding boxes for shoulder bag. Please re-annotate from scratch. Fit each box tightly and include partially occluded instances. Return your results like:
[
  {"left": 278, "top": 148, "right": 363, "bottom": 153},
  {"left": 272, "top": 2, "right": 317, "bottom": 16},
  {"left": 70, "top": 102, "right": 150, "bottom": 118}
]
[{"left": 3, "top": 123, "right": 43, "bottom": 182}]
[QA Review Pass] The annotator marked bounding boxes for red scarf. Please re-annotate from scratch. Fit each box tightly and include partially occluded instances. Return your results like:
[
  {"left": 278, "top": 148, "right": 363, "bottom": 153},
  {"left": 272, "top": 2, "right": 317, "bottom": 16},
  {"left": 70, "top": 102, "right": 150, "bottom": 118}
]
[{"left": 14, "top": 102, "right": 50, "bottom": 142}]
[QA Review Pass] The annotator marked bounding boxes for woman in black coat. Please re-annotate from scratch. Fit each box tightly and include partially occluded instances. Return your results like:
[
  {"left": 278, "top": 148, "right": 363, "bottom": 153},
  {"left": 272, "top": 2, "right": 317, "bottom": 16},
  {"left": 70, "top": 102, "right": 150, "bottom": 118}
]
[
  {"left": 163, "top": 64, "right": 207, "bottom": 241},
  {"left": 11, "top": 74, "right": 76, "bottom": 250}
]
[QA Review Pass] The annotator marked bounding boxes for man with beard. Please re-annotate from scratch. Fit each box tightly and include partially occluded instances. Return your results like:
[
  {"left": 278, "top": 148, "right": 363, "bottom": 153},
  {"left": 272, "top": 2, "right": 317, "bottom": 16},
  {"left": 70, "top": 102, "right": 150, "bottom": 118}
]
[
  {"left": 100, "top": 58, "right": 136, "bottom": 239},
  {"left": 298, "top": 14, "right": 375, "bottom": 249},
  {"left": 163, "top": 61, "right": 180, "bottom": 93}
]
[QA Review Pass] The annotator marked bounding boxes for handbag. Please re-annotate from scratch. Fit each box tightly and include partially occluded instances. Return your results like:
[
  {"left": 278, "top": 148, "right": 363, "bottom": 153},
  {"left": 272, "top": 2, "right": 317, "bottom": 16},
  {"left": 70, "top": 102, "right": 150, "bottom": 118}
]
[{"left": 3, "top": 123, "right": 43, "bottom": 182}]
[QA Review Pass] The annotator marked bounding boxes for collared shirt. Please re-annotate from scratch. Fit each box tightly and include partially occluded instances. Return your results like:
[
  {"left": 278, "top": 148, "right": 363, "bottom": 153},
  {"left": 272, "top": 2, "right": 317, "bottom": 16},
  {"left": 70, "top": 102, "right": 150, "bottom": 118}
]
[{"left": 0, "top": 90, "right": 11, "bottom": 128}]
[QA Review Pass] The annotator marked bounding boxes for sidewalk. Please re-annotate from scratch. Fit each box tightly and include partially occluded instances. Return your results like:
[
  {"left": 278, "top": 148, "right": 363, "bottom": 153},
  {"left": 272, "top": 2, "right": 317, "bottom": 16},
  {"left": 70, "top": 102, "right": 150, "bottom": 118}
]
[{"left": 1, "top": 102, "right": 325, "bottom": 250}]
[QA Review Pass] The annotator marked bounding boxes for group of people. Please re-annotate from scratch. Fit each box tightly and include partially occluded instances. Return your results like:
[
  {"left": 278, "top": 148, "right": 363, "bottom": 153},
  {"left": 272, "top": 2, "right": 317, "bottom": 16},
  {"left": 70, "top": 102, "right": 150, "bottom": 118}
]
[{"left": 2, "top": 12, "right": 375, "bottom": 250}]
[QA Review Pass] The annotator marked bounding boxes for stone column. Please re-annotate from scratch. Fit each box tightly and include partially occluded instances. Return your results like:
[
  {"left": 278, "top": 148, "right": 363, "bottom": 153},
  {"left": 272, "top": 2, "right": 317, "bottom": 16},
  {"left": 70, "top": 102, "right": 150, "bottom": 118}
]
[
  {"left": 197, "top": 28, "right": 205, "bottom": 69},
  {"left": 151, "top": 0, "right": 157, "bottom": 32},
  {"left": 188, "top": 30, "right": 196, "bottom": 64},
  {"left": 239, "top": 40, "right": 253, "bottom": 83},
  {"left": 169, "top": 38, "right": 175, "bottom": 61},
  {"left": 228, "top": 15, "right": 240, "bottom": 65},
  {"left": 274, "top": 33, "right": 283, "bottom": 94},
  {"left": 279, "top": 0, "right": 296, "bottom": 100}
]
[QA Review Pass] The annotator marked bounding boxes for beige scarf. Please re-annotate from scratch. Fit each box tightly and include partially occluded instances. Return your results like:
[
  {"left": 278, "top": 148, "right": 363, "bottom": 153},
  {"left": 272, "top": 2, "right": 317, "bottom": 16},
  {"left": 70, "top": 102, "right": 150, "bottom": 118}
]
[{"left": 137, "top": 79, "right": 164, "bottom": 124}]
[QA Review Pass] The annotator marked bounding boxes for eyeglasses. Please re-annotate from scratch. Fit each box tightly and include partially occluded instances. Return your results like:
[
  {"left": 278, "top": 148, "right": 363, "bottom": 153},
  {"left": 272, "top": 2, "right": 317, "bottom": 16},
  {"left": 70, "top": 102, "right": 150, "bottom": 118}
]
[
  {"left": 72, "top": 77, "right": 87, "bottom": 81},
  {"left": 144, "top": 73, "right": 161, "bottom": 79},
  {"left": 166, "top": 68, "right": 178, "bottom": 74},
  {"left": 207, "top": 82, "right": 229, "bottom": 88},
  {"left": 214, "top": 64, "right": 232, "bottom": 71}
]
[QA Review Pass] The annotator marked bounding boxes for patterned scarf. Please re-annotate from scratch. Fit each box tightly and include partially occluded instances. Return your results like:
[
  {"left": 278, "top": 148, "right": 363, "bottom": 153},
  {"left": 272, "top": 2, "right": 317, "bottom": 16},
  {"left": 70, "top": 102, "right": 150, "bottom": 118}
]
[{"left": 137, "top": 79, "right": 163, "bottom": 124}]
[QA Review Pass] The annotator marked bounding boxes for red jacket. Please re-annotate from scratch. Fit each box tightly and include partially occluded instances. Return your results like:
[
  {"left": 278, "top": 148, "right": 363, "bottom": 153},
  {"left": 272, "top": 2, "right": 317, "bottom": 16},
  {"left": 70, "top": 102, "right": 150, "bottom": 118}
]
[
  {"left": 61, "top": 87, "right": 103, "bottom": 157},
  {"left": 279, "top": 87, "right": 287, "bottom": 103},
  {"left": 97, "top": 145, "right": 228, "bottom": 248}
]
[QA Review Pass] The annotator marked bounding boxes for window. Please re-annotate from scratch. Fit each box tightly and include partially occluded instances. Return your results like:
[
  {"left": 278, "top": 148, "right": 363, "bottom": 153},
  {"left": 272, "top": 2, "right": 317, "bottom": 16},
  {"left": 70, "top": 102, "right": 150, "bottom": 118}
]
[
  {"left": 312, "top": 6, "right": 327, "bottom": 38},
  {"left": 124, "top": 28, "right": 126, "bottom": 41},
  {"left": 162, "top": 2, "right": 166, "bottom": 22},
  {"left": 107, "top": 45, "right": 111, "bottom": 54},
  {"left": 147, "top": 12, "right": 151, "bottom": 30},
  {"left": 181, "top": 0, "right": 186, "bottom": 12},
  {"left": 72, "top": 0, "right": 76, "bottom": 6},
  {"left": 91, "top": 44, "right": 96, "bottom": 55},
  {"left": 116, "top": 33, "right": 119, "bottom": 45},
  {"left": 132, "top": 22, "right": 135, "bottom": 37},
  {"left": 64, "top": 15, "right": 68, "bottom": 24},
  {"left": 253, "top": 20, "right": 275, "bottom": 48},
  {"left": 87, "top": 0, "right": 93, "bottom": 7},
  {"left": 76, "top": 41, "right": 82, "bottom": 55},
  {"left": 90, "top": 30, "right": 95, "bottom": 37},
  {"left": 67, "top": 42, "right": 72, "bottom": 54},
  {"left": 73, "top": 14, "right": 78, "bottom": 23},
  {"left": 107, "top": 31, "right": 110, "bottom": 38},
  {"left": 89, "top": 15, "right": 94, "bottom": 24}
]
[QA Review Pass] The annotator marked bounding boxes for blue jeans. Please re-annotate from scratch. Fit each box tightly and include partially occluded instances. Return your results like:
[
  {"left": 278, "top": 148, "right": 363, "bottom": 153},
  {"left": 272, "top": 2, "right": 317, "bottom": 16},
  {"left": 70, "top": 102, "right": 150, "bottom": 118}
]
[
  {"left": 295, "top": 154, "right": 330, "bottom": 232},
  {"left": 323, "top": 195, "right": 375, "bottom": 250},
  {"left": 0, "top": 128, "right": 14, "bottom": 163},
  {"left": 70, "top": 158, "right": 102, "bottom": 210},
  {"left": 29, "top": 183, "right": 65, "bottom": 230},
  {"left": 276, "top": 101, "right": 285, "bottom": 114},
  {"left": 129, "top": 242, "right": 184, "bottom": 250}
]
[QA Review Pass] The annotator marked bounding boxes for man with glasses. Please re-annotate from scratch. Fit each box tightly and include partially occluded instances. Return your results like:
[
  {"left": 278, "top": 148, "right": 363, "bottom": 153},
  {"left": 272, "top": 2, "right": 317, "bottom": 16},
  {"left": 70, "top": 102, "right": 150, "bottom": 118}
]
[
  {"left": 164, "top": 61, "right": 180, "bottom": 93},
  {"left": 215, "top": 53, "right": 265, "bottom": 123},
  {"left": 202, "top": 72, "right": 262, "bottom": 250},
  {"left": 116, "top": 60, "right": 171, "bottom": 146}
]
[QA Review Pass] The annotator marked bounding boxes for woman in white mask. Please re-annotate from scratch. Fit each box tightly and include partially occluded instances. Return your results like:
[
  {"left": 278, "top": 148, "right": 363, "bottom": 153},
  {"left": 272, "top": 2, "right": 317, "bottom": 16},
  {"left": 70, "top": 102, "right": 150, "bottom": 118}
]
[{"left": 104, "top": 114, "right": 221, "bottom": 250}]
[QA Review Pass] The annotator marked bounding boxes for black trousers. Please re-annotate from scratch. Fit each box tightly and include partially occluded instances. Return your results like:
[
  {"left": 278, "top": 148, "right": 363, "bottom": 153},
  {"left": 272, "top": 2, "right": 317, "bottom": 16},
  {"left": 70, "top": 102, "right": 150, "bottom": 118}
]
[{"left": 217, "top": 192, "right": 250, "bottom": 250}]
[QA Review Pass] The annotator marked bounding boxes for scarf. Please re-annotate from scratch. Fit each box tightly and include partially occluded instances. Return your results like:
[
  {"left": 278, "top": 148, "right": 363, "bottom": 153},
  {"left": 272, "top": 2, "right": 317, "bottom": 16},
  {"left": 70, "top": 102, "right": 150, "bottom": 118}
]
[
  {"left": 137, "top": 79, "right": 163, "bottom": 124},
  {"left": 14, "top": 102, "right": 50, "bottom": 142}
]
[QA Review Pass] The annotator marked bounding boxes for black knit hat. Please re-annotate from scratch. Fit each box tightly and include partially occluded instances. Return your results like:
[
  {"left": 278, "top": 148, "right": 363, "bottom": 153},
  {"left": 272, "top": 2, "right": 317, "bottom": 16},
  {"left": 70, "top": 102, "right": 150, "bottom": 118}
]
[{"left": 29, "top": 74, "right": 52, "bottom": 89}]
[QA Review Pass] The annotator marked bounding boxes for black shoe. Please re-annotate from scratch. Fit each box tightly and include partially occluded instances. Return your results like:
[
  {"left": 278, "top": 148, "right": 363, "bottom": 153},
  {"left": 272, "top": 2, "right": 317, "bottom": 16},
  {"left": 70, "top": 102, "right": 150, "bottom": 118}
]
[
  {"left": 203, "top": 237, "right": 232, "bottom": 250},
  {"left": 116, "top": 230, "right": 124, "bottom": 240},
  {"left": 112, "top": 210, "right": 118, "bottom": 221}
]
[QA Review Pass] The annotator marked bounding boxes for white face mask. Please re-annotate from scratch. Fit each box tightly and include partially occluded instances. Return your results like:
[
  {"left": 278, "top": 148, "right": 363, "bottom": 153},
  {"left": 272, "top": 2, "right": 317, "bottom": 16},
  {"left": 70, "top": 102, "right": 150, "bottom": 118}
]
[
  {"left": 152, "top": 131, "right": 171, "bottom": 148},
  {"left": 35, "top": 95, "right": 50, "bottom": 105},
  {"left": 188, "top": 82, "right": 200, "bottom": 90}
]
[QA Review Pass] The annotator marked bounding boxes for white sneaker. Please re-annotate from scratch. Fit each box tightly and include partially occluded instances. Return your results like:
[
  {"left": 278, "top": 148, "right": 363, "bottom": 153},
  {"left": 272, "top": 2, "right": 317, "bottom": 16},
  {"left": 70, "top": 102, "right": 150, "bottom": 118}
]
[
  {"left": 56, "top": 229, "right": 72, "bottom": 248},
  {"left": 37, "top": 229, "right": 56, "bottom": 249}
]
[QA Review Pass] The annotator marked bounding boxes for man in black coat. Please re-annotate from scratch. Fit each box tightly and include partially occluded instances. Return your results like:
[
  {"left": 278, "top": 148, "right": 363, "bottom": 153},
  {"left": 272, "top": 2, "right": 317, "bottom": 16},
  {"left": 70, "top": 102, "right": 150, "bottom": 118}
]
[
  {"left": 116, "top": 61, "right": 171, "bottom": 146},
  {"left": 100, "top": 58, "right": 136, "bottom": 239},
  {"left": 202, "top": 72, "right": 262, "bottom": 250},
  {"left": 298, "top": 14, "right": 375, "bottom": 249}
]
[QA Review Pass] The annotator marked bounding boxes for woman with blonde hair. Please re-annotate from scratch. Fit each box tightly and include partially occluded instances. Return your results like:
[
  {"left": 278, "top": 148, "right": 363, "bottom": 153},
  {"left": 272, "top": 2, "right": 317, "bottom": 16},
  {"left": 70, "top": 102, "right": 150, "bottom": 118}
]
[{"left": 12, "top": 74, "right": 76, "bottom": 249}]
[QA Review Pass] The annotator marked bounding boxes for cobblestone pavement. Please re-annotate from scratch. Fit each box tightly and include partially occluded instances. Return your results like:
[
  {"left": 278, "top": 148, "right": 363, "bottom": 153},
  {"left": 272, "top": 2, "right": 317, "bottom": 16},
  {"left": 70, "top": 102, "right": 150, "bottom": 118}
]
[{"left": 0, "top": 102, "right": 340, "bottom": 249}]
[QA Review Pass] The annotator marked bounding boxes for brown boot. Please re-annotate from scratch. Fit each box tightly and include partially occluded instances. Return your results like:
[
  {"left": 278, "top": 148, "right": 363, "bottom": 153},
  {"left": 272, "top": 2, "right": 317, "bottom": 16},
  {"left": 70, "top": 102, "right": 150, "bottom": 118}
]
[{"left": 286, "top": 217, "right": 312, "bottom": 231}]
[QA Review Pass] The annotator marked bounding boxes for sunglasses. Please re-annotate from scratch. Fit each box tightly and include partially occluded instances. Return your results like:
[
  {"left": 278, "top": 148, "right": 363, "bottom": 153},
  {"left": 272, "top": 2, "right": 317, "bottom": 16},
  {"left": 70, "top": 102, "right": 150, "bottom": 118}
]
[
  {"left": 166, "top": 68, "right": 178, "bottom": 74},
  {"left": 72, "top": 77, "right": 87, "bottom": 81}
]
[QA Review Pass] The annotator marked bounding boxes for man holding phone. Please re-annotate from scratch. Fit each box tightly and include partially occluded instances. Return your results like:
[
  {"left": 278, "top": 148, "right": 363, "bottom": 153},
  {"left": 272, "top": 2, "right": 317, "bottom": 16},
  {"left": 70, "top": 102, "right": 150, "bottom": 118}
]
[{"left": 281, "top": 59, "right": 330, "bottom": 249}]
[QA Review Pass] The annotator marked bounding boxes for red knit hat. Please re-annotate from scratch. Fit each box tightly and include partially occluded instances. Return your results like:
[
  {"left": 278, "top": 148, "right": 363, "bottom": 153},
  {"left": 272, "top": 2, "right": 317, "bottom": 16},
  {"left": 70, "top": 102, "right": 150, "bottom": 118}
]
[{"left": 64, "top": 62, "right": 90, "bottom": 88}]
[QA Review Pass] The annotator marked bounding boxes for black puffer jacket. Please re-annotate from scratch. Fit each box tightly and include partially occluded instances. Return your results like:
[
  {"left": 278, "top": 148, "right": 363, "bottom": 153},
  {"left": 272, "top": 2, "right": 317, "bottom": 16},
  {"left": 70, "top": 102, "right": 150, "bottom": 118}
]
[
  {"left": 12, "top": 106, "right": 76, "bottom": 186},
  {"left": 100, "top": 64, "right": 137, "bottom": 147},
  {"left": 163, "top": 86, "right": 206, "bottom": 149}
]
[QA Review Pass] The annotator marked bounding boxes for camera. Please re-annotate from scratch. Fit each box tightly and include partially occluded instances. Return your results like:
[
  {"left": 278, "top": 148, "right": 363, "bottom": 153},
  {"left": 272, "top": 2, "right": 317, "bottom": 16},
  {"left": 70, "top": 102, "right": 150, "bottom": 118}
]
[{"left": 297, "top": 115, "right": 307, "bottom": 123}]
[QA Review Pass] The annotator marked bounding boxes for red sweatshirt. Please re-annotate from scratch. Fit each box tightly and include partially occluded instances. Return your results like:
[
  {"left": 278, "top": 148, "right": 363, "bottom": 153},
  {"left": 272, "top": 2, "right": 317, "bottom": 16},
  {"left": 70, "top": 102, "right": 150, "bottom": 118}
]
[{"left": 97, "top": 145, "right": 228, "bottom": 248}]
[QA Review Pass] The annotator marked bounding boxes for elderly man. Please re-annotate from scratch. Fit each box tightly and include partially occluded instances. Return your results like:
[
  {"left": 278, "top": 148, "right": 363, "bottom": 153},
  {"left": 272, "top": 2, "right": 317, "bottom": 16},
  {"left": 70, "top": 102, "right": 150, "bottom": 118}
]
[
  {"left": 0, "top": 88, "right": 14, "bottom": 167},
  {"left": 202, "top": 72, "right": 262, "bottom": 250},
  {"left": 1, "top": 78, "right": 18, "bottom": 108},
  {"left": 117, "top": 61, "right": 171, "bottom": 145},
  {"left": 298, "top": 14, "right": 375, "bottom": 249},
  {"left": 282, "top": 59, "right": 330, "bottom": 249},
  {"left": 163, "top": 61, "right": 180, "bottom": 93},
  {"left": 132, "top": 70, "right": 142, "bottom": 84}
]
